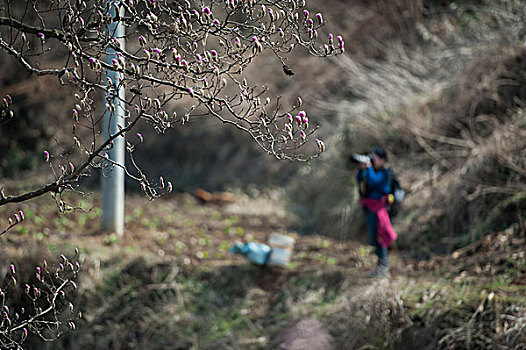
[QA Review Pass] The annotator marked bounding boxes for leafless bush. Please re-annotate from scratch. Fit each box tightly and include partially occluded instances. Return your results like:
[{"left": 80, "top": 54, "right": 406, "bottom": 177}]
[
  {"left": 327, "top": 278, "right": 408, "bottom": 348},
  {"left": 438, "top": 298, "right": 526, "bottom": 349}
]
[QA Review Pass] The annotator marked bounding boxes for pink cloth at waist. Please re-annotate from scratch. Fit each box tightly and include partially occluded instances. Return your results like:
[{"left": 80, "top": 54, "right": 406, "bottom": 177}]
[{"left": 359, "top": 197, "right": 398, "bottom": 248}]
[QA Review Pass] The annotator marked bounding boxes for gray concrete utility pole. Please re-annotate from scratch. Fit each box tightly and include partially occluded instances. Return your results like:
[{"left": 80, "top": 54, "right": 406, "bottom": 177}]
[{"left": 101, "top": 0, "right": 125, "bottom": 235}]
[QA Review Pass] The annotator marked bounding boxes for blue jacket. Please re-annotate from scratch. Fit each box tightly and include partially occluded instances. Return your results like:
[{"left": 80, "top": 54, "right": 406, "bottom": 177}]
[{"left": 356, "top": 166, "right": 391, "bottom": 200}]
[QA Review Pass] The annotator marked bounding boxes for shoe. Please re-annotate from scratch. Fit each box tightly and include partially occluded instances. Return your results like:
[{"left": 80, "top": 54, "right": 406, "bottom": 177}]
[{"left": 368, "top": 265, "right": 389, "bottom": 278}]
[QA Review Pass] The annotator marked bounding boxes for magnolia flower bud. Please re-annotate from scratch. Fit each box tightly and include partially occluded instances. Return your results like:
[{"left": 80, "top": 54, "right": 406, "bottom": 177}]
[
  {"left": 295, "top": 115, "right": 302, "bottom": 125},
  {"left": 44, "top": 150, "right": 50, "bottom": 162},
  {"left": 137, "top": 133, "right": 143, "bottom": 142},
  {"left": 210, "top": 50, "right": 218, "bottom": 60},
  {"left": 316, "top": 13, "right": 324, "bottom": 25},
  {"left": 143, "top": 49, "right": 151, "bottom": 60},
  {"left": 316, "top": 138, "right": 326, "bottom": 152}
]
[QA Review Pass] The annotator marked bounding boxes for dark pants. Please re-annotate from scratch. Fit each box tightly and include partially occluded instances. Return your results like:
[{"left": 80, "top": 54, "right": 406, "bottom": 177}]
[{"left": 364, "top": 207, "right": 388, "bottom": 267}]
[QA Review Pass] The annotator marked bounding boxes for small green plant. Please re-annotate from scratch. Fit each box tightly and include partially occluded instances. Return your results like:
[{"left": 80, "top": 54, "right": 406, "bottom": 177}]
[
  {"left": 106, "top": 233, "right": 119, "bottom": 245},
  {"left": 327, "top": 257, "right": 338, "bottom": 265},
  {"left": 359, "top": 245, "right": 374, "bottom": 257}
]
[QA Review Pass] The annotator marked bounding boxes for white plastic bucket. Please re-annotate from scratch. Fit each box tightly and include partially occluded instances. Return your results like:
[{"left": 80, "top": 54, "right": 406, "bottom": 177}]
[{"left": 267, "top": 233, "right": 295, "bottom": 267}]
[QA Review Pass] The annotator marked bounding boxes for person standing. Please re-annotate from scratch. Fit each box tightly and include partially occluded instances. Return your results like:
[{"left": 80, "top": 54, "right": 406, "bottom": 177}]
[{"left": 355, "top": 146, "right": 397, "bottom": 277}]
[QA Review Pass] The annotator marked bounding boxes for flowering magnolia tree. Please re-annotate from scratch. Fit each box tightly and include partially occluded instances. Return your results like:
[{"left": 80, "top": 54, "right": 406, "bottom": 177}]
[
  {"left": 0, "top": 0, "right": 342, "bottom": 345},
  {"left": 0, "top": 0, "right": 342, "bottom": 226}
]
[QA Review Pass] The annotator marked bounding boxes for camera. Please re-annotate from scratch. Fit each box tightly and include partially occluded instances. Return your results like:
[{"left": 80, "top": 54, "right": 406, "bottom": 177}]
[{"left": 350, "top": 153, "right": 372, "bottom": 164}]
